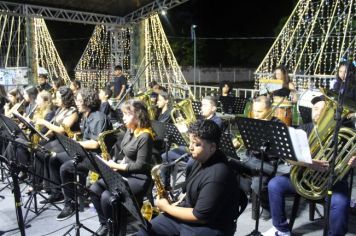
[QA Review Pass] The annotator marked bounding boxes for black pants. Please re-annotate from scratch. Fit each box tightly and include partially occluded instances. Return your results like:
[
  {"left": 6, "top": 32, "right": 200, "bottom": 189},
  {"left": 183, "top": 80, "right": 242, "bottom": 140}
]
[
  {"left": 48, "top": 151, "right": 72, "bottom": 196},
  {"left": 60, "top": 158, "right": 90, "bottom": 202},
  {"left": 90, "top": 174, "right": 151, "bottom": 224}
]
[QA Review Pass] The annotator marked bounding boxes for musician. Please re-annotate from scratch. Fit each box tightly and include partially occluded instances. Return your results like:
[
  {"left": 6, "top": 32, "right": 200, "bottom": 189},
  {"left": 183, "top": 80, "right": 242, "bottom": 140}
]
[
  {"left": 0, "top": 84, "right": 7, "bottom": 115},
  {"left": 264, "top": 95, "right": 356, "bottom": 236},
  {"left": 333, "top": 61, "right": 356, "bottom": 124},
  {"left": 271, "top": 65, "right": 297, "bottom": 103},
  {"left": 37, "top": 74, "right": 53, "bottom": 92},
  {"left": 4, "top": 88, "right": 24, "bottom": 117},
  {"left": 35, "top": 86, "right": 79, "bottom": 203},
  {"left": 156, "top": 90, "right": 172, "bottom": 123},
  {"left": 69, "top": 79, "right": 81, "bottom": 97},
  {"left": 239, "top": 96, "right": 280, "bottom": 220},
  {"left": 88, "top": 99, "right": 154, "bottom": 235},
  {"left": 161, "top": 96, "right": 223, "bottom": 190},
  {"left": 219, "top": 80, "right": 234, "bottom": 97},
  {"left": 99, "top": 87, "right": 113, "bottom": 116},
  {"left": 109, "top": 65, "right": 127, "bottom": 100},
  {"left": 52, "top": 77, "right": 65, "bottom": 106},
  {"left": 55, "top": 87, "right": 111, "bottom": 221},
  {"left": 23, "top": 85, "right": 38, "bottom": 119},
  {"left": 138, "top": 120, "right": 240, "bottom": 236}
]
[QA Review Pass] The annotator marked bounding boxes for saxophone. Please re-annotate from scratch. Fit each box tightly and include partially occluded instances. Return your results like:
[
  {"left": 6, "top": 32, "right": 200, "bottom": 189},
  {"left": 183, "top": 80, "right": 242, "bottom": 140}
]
[{"left": 141, "top": 154, "right": 188, "bottom": 221}]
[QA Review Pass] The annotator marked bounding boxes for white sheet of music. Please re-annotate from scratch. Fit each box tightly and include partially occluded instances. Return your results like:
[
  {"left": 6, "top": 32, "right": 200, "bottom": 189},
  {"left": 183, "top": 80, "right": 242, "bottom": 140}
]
[{"left": 288, "top": 127, "right": 312, "bottom": 164}]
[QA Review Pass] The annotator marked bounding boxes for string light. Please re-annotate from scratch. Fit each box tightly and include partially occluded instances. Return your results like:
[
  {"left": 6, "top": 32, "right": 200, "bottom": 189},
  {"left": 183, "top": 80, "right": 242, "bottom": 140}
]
[{"left": 255, "top": 0, "right": 355, "bottom": 91}]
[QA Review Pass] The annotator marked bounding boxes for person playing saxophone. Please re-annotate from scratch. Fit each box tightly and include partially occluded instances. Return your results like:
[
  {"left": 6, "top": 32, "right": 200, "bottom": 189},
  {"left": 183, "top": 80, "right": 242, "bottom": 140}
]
[{"left": 137, "top": 120, "right": 240, "bottom": 236}]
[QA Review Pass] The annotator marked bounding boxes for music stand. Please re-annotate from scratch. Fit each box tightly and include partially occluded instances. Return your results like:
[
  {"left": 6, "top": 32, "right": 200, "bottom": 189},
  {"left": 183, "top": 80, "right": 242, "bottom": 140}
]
[
  {"left": 55, "top": 133, "right": 98, "bottom": 236},
  {"left": 236, "top": 117, "right": 298, "bottom": 236},
  {"left": 56, "top": 133, "right": 147, "bottom": 236},
  {"left": 220, "top": 96, "right": 247, "bottom": 114},
  {"left": 11, "top": 112, "right": 62, "bottom": 223},
  {"left": 165, "top": 123, "right": 188, "bottom": 147},
  {"left": 219, "top": 133, "right": 240, "bottom": 160},
  {"left": 191, "top": 100, "right": 202, "bottom": 117}
]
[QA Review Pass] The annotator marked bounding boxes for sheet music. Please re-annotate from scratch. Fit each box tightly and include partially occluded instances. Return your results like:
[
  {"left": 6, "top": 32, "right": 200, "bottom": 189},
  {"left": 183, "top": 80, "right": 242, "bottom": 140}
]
[
  {"left": 288, "top": 127, "right": 312, "bottom": 164},
  {"left": 259, "top": 79, "right": 283, "bottom": 95}
]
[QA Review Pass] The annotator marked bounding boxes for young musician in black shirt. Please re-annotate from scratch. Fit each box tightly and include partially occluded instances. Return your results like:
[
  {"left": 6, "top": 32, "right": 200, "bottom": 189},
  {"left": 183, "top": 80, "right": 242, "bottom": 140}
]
[{"left": 138, "top": 120, "right": 240, "bottom": 236}]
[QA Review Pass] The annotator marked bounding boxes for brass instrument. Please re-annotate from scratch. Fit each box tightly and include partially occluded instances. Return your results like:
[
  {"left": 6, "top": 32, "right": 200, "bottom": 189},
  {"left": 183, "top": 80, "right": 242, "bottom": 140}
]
[
  {"left": 290, "top": 91, "right": 354, "bottom": 200},
  {"left": 136, "top": 90, "right": 157, "bottom": 120},
  {"left": 88, "top": 129, "right": 123, "bottom": 184},
  {"left": 141, "top": 154, "right": 187, "bottom": 221},
  {"left": 61, "top": 124, "right": 80, "bottom": 141},
  {"left": 170, "top": 99, "right": 196, "bottom": 143}
]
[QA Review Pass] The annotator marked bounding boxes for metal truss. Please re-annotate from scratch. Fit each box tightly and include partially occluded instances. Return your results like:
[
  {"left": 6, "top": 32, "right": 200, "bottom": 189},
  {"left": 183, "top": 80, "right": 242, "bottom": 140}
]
[
  {"left": 0, "top": 0, "right": 190, "bottom": 26},
  {"left": 124, "top": 0, "right": 190, "bottom": 24},
  {"left": 0, "top": 1, "right": 123, "bottom": 26}
]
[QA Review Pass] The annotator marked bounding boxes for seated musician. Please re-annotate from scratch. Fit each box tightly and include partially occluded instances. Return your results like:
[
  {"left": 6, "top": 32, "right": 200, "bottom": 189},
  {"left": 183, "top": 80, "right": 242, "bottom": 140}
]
[
  {"left": 37, "top": 74, "right": 53, "bottom": 92},
  {"left": 333, "top": 61, "right": 356, "bottom": 127},
  {"left": 237, "top": 96, "right": 281, "bottom": 220},
  {"left": 99, "top": 87, "right": 113, "bottom": 116},
  {"left": 51, "top": 77, "right": 66, "bottom": 106},
  {"left": 23, "top": 85, "right": 39, "bottom": 119},
  {"left": 138, "top": 120, "right": 240, "bottom": 236},
  {"left": 271, "top": 65, "right": 297, "bottom": 103},
  {"left": 263, "top": 95, "right": 356, "bottom": 236},
  {"left": 34, "top": 86, "right": 79, "bottom": 202},
  {"left": 161, "top": 96, "right": 223, "bottom": 190},
  {"left": 87, "top": 99, "right": 154, "bottom": 235},
  {"left": 69, "top": 79, "right": 81, "bottom": 97},
  {"left": 4, "top": 88, "right": 24, "bottom": 117},
  {"left": 219, "top": 80, "right": 234, "bottom": 97},
  {"left": 3, "top": 90, "right": 55, "bottom": 181},
  {"left": 156, "top": 90, "right": 172, "bottom": 123},
  {"left": 49, "top": 88, "right": 111, "bottom": 221}
]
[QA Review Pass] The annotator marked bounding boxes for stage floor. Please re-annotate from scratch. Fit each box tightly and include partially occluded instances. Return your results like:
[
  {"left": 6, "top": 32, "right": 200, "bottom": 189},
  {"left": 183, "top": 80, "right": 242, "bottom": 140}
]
[{"left": 0, "top": 175, "right": 356, "bottom": 236}]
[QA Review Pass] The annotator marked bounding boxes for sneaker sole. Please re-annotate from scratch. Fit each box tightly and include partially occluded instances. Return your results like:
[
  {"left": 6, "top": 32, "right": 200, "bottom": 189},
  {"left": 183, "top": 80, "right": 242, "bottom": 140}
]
[{"left": 56, "top": 210, "right": 75, "bottom": 221}]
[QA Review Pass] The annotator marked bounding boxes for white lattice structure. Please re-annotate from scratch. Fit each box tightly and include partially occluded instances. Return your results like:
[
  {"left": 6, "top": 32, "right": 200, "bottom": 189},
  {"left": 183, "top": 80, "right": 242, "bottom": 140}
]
[
  {"left": 255, "top": 0, "right": 355, "bottom": 90},
  {"left": 144, "top": 14, "right": 193, "bottom": 98}
]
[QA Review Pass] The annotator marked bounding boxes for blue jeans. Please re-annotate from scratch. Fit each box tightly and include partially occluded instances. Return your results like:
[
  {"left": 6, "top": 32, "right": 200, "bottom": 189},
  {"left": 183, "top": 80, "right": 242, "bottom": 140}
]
[
  {"left": 137, "top": 213, "right": 225, "bottom": 236},
  {"left": 268, "top": 174, "right": 349, "bottom": 236}
]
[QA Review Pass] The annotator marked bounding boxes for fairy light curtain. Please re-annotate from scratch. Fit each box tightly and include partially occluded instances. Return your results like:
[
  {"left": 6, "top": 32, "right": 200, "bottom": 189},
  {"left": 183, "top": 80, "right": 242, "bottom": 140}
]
[
  {"left": 0, "top": 15, "right": 27, "bottom": 68},
  {"left": 75, "top": 25, "right": 131, "bottom": 90},
  {"left": 34, "top": 18, "right": 70, "bottom": 83},
  {"left": 144, "top": 14, "right": 194, "bottom": 98},
  {"left": 255, "top": 0, "right": 355, "bottom": 90}
]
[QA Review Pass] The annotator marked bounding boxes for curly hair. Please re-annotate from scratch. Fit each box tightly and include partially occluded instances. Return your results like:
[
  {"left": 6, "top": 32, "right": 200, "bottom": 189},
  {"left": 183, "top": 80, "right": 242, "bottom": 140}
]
[
  {"left": 79, "top": 88, "right": 100, "bottom": 112},
  {"left": 219, "top": 81, "right": 233, "bottom": 95},
  {"left": 58, "top": 86, "right": 76, "bottom": 108},
  {"left": 188, "top": 119, "right": 221, "bottom": 146},
  {"left": 121, "top": 99, "right": 151, "bottom": 129}
]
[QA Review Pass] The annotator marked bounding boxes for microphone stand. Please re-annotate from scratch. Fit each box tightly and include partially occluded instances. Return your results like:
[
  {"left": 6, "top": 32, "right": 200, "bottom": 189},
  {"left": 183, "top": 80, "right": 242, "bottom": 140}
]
[
  {"left": 323, "top": 63, "right": 352, "bottom": 236},
  {"left": 113, "top": 57, "right": 155, "bottom": 111}
]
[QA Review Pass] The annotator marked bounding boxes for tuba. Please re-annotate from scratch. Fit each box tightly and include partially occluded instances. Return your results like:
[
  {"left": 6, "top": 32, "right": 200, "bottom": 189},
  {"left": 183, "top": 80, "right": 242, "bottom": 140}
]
[
  {"left": 170, "top": 99, "right": 196, "bottom": 143},
  {"left": 136, "top": 90, "right": 157, "bottom": 120},
  {"left": 290, "top": 92, "right": 355, "bottom": 200}
]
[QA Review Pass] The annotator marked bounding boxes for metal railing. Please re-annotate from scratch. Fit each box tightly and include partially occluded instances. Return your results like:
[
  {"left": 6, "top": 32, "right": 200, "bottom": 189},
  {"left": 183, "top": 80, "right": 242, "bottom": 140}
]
[{"left": 189, "top": 85, "right": 258, "bottom": 99}]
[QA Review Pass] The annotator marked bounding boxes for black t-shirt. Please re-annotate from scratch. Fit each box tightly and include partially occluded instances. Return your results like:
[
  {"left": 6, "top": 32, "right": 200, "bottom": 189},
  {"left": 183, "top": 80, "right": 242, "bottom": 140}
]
[
  {"left": 273, "top": 87, "right": 291, "bottom": 97},
  {"left": 111, "top": 75, "right": 127, "bottom": 98},
  {"left": 179, "top": 150, "right": 239, "bottom": 234}
]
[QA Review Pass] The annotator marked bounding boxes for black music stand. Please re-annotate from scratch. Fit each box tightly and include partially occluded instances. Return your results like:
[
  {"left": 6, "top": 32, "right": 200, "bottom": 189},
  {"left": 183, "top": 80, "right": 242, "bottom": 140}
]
[
  {"left": 55, "top": 133, "right": 97, "bottom": 236},
  {"left": 220, "top": 96, "right": 247, "bottom": 114},
  {"left": 236, "top": 117, "right": 298, "bottom": 236},
  {"left": 56, "top": 133, "right": 147, "bottom": 236},
  {"left": 165, "top": 123, "right": 188, "bottom": 147},
  {"left": 220, "top": 132, "right": 240, "bottom": 160},
  {"left": 191, "top": 100, "right": 202, "bottom": 117},
  {"left": 11, "top": 112, "right": 62, "bottom": 223},
  {"left": 0, "top": 116, "right": 32, "bottom": 236}
]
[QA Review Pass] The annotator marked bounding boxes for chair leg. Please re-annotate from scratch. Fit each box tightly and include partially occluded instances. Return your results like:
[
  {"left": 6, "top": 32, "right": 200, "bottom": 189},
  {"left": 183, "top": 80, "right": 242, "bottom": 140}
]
[
  {"left": 289, "top": 195, "right": 301, "bottom": 231},
  {"left": 309, "top": 202, "right": 316, "bottom": 221}
]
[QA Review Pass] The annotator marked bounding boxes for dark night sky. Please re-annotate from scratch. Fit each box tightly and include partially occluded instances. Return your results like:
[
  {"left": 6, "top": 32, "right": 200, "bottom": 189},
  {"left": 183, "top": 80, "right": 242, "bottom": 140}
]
[{"left": 46, "top": 0, "right": 295, "bottom": 75}]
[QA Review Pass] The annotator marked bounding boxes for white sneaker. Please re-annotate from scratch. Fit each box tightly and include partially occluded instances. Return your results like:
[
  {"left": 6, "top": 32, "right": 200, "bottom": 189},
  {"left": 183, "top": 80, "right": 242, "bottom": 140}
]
[{"left": 262, "top": 226, "right": 291, "bottom": 236}]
